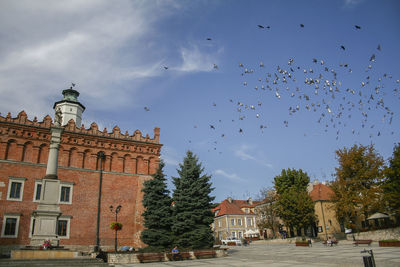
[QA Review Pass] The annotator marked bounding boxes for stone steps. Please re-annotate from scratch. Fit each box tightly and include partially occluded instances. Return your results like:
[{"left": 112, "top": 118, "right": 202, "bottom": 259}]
[{"left": 0, "top": 257, "right": 110, "bottom": 267}]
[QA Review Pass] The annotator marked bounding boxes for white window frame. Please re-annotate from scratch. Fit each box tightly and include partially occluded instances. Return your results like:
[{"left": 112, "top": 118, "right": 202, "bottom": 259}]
[
  {"left": 248, "top": 218, "right": 253, "bottom": 226},
  {"left": 1, "top": 214, "right": 21, "bottom": 238},
  {"left": 231, "top": 218, "right": 235, "bottom": 226},
  {"left": 7, "top": 177, "right": 26, "bottom": 201},
  {"left": 218, "top": 220, "right": 222, "bottom": 227},
  {"left": 238, "top": 218, "right": 242, "bottom": 226},
  {"left": 57, "top": 216, "right": 71, "bottom": 239},
  {"left": 59, "top": 182, "right": 74, "bottom": 204},
  {"left": 231, "top": 231, "right": 236, "bottom": 238},
  {"left": 33, "top": 180, "right": 42, "bottom": 202},
  {"left": 238, "top": 231, "right": 243, "bottom": 239}
]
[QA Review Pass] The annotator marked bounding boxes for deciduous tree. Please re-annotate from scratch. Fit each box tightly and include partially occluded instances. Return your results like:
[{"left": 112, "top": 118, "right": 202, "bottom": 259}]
[
  {"left": 273, "top": 168, "right": 315, "bottom": 236},
  {"left": 331, "top": 144, "right": 384, "bottom": 226},
  {"left": 382, "top": 143, "right": 400, "bottom": 219},
  {"left": 256, "top": 188, "right": 280, "bottom": 238}
]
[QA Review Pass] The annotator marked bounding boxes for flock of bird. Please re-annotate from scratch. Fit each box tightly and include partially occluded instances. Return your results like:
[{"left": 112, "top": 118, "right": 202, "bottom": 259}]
[{"left": 150, "top": 24, "right": 398, "bottom": 153}]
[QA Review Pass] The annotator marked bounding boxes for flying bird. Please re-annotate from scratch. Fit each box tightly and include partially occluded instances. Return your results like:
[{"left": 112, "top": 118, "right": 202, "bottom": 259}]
[
  {"left": 257, "top": 25, "right": 264, "bottom": 29},
  {"left": 355, "top": 25, "right": 361, "bottom": 29},
  {"left": 163, "top": 66, "right": 168, "bottom": 70},
  {"left": 340, "top": 45, "right": 345, "bottom": 50},
  {"left": 213, "top": 64, "right": 218, "bottom": 69},
  {"left": 206, "top": 38, "right": 212, "bottom": 40},
  {"left": 144, "top": 107, "right": 150, "bottom": 111},
  {"left": 300, "top": 24, "right": 304, "bottom": 27}
]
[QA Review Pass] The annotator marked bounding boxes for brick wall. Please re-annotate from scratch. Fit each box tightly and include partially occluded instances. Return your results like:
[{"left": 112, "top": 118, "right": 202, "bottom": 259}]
[{"left": 0, "top": 111, "right": 162, "bottom": 250}]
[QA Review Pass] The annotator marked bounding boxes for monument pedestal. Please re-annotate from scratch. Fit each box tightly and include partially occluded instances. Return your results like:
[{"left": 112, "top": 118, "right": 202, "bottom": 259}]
[
  {"left": 30, "top": 126, "right": 64, "bottom": 246},
  {"left": 30, "top": 179, "right": 61, "bottom": 246}
]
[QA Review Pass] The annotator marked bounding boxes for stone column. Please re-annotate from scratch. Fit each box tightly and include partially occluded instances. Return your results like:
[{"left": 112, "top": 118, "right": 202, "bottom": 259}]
[{"left": 31, "top": 126, "right": 64, "bottom": 246}]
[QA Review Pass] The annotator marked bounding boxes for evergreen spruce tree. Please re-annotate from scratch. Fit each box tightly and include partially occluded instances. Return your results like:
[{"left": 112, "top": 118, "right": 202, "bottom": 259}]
[
  {"left": 141, "top": 161, "right": 173, "bottom": 249},
  {"left": 172, "top": 151, "right": 215, "bottom": 249}
]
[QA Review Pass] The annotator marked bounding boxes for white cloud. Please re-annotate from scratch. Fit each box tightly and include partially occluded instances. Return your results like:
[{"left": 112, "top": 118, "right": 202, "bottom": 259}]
[
  {"left": 161, "top": 146, "right": 180, "bottom": 166},
  {"left": 233, "top": 144, "right": 274, "bottom": 169},
  {"left": 343, "top": 0, "right": 364, "bottom": 7},
  {"left": 0, "top": 0, "right": 222, "bottom": 120},
  {"left": 214, "top": 169, "right": 243, "bottom": 181},
  {"left": 174, "top": 45, "right": 223, "bottom": 73}
]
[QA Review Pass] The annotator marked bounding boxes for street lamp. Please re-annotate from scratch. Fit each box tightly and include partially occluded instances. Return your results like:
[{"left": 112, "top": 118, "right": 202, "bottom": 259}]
[
  {"left": 110, "top": 204, "right": 122, "bottom": 252},
  {"left": 95, "top": 151, "right": 105, "bottom": 252}
]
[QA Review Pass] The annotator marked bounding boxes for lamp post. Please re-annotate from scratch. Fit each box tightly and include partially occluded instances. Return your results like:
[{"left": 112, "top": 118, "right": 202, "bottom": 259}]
[
  {"left": 95, "top": 151, "right": 105, "bottom": 252},
  {"left": 110, "top": 204, "right": 122, "bottom": 252}
]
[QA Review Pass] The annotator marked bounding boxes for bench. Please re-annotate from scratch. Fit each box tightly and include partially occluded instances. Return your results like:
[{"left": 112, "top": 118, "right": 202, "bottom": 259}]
[
  {"left": 166, "top": 252, "right": 191, "bottom": 261},
  {"left": 353, "top": 240, "right": 372, "bottom": 246},
  {"left": 323, "top": 240, "right": 338, "bottom": 246},
  {"left": 194, "top": 250, "right": 216, "bottom": 259},
  {"left": 137, "top": 252, "right": 164, "bottom": 262}
]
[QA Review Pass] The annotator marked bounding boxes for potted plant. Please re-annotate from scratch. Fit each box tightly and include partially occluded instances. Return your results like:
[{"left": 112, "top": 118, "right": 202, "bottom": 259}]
[
  {"left": 379, "top": 239, "right": 400, "bottom": 247},
  {"left": 110, "top": 222, "right": 123, "bottom": 231}
]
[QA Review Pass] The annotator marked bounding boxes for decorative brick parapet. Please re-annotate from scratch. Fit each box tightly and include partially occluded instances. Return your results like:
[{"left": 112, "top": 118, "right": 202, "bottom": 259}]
[
  {"left": 0, "top": 111, "right": 160, "bottom": 144},
  {"left": 0, "top": 111, "right": 161, "bottom": 174}
]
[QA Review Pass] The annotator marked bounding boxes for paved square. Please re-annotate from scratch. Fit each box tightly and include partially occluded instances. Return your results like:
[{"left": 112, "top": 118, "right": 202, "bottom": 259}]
[{"left": 115, "top": 241, "right": 400, "bottom": 267}]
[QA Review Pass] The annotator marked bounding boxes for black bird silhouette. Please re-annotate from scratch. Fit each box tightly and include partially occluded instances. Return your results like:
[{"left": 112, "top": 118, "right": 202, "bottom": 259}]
[
  {"left": 163, "top": 66, "right": 168, "bottom": 70},
  {"left": 257, "top": 25, "right": 264, "bottom": 29},
  {"left": 207, "top": 38, "right": 212, "bottom": 41},
  {"left": 300, "top": 24, "right": 304, "bottom": 27},
  {"left": 341, "top": 45, "right": 345, "bottom": 50},
  {"left": 355, "top": 25, "right": 361, "bottom": 29}
]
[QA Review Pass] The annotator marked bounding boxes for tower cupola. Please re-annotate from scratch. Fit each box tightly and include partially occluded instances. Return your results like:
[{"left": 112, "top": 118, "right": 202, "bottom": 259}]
[{"left": 53, "top": 85, "right": 85, "bottom": 127}]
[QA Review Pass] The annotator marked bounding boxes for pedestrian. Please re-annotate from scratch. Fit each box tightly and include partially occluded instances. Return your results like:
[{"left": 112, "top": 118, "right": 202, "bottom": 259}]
[{"left": 171, "top": 246, "right": 182, "bottom": 261}]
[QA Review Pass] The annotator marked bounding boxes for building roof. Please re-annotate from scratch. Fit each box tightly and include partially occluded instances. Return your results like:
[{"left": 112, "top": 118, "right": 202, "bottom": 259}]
[
  {"left": 213, "top": 198, "right": 261, "bottom": 217},
  {"left": 310, "top": 183, "right": 335, "bottom": 201}
]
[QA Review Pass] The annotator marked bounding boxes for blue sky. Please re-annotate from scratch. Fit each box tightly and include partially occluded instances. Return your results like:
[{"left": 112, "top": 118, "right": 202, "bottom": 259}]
[{"left": 0, "top": 0, "right": 399, "bottom": 202}]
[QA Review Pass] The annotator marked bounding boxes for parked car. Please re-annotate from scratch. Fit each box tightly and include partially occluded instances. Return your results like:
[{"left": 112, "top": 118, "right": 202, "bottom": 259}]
[{"left": 221, "top": 237, "right": 242, "bottom": 246}]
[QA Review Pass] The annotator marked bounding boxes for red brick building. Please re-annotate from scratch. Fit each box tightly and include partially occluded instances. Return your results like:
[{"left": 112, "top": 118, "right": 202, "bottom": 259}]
[{"left": 0, "top": 90, "right": 162, "bottom": 253}]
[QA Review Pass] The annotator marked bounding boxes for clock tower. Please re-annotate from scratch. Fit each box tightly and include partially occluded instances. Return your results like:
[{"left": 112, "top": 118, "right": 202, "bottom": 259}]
[{"left": 53, "top": 87, "right": 85, "bottom": 127}]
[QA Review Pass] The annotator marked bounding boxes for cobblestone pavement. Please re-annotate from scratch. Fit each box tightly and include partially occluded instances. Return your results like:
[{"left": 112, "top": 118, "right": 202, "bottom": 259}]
[{"left": 115, "top": 241, "right": 400, "bottom": 267}]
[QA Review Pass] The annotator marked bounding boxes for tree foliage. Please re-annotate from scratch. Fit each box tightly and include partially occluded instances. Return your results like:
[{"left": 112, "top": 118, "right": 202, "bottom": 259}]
[
  {"left": 172, "top": 151, "right": 215, "bottom": 249},
  {"left": 141, "top": 161, "right": 173, "bottom": 248},
  {"left": 331, "top": 144, "right": 384, "bottom": 224},
  {"left": 273, "top": 168, "right": 315, "bottom": 233},
  {"left": 382, "top": 143, "right": 400, "bottom": 217}
]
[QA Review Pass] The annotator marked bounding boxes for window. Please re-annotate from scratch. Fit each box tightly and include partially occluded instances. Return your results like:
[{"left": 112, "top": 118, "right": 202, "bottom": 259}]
[
  {"left": 1, "top": 214, "right": 21, "bottom": 238},
  {"left": 248, "top": 218, "right": 252, "bottom": 226},
  {"left": 59, "top": 182, "right": 73, "bottom": 204},
  {"left": 218, "top": 221, "right": 222, "bottom": 227},
  {"left": 33, "top": 180, "right": 42, "bottom": 202},
  {"left": 238, "top": 231, "right": 243, "bottom": 239},
  {"left": 29, "top": 217, "right": 36, "bottom": 237},
  {"left": 245, "top": 208, "right": 249, "bottom": 213},
  {"left": 7, "top": 177, "right": 26, "bottom": 201},
  {"left": 57, "top": 217, "right": 71, "bottom": 239},
  {"left": 231, "top": 219, "right": 235, "bottom": 226},
  {"left": 231, "top": 231, "right": 236, "bottom": 238},
  {"left": 238, "top": 219, "right": 242, "bottom": 226}
]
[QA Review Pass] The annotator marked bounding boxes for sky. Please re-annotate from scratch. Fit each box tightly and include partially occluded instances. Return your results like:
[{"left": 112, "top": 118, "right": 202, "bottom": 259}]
[{"left": 0, "top": 0, "right": 399, "bottom": 202}]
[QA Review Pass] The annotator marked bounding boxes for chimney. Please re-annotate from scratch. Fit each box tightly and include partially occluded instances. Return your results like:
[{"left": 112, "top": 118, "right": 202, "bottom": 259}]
[
  {"left": 248, "top": 197, "right": 253, "bottom": 205},
  {"left": 227, "top": 197, "right": 232, "bottom": 203}
]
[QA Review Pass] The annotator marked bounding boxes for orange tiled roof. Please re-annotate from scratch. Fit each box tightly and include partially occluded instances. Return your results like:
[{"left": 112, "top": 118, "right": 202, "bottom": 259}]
[
  {"left": 213, "top": 199, "right": 261, "bottom": 217},
  {"left": 310, "top": 184, "right": 335, "bottom": 201}
]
